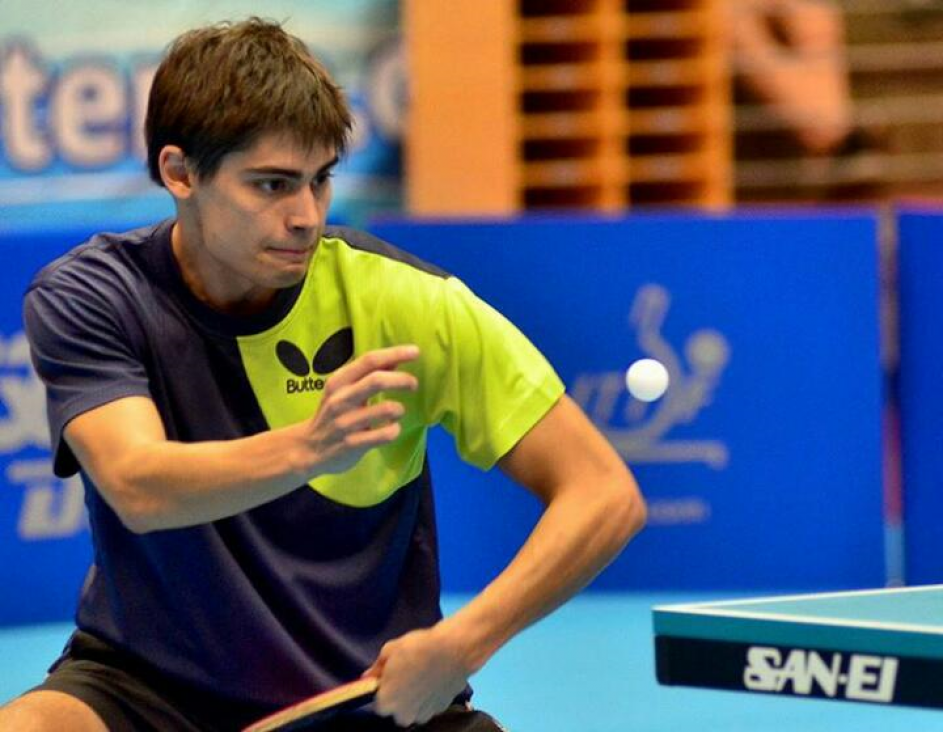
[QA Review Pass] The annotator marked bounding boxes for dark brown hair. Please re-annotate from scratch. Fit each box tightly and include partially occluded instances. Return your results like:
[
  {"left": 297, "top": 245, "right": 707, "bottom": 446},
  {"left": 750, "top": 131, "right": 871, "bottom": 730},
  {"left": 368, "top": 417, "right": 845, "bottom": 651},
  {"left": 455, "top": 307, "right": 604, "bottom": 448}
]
[{"left": 145, "top": 18, "right": 353, "bottom": 185}]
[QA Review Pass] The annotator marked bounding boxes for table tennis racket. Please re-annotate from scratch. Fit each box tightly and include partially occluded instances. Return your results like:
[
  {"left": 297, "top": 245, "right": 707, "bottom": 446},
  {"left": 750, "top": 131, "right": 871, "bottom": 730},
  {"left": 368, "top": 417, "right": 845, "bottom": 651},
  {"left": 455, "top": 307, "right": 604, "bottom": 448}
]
[{"left": 242, "top": 676, "right": 379, "bottom": 732}]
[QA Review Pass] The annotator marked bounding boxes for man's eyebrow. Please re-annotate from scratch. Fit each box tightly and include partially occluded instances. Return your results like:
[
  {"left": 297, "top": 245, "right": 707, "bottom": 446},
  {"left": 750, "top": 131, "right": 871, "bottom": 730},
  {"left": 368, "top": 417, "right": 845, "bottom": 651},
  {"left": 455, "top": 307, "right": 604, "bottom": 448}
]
[
  {"left": 244, "top": 157, "right": 340, "bottom": 178},
  {"left": 318, "top": 156, "right": 340, "bottom": 174}
]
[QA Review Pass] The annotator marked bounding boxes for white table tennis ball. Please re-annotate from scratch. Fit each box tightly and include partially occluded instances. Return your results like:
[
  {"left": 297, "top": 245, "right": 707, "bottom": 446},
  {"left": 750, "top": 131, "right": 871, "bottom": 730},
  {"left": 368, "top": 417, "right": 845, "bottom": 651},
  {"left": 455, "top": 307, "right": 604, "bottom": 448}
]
[{"left": 625, "top": 359, "right": 670, "bottom": 402}]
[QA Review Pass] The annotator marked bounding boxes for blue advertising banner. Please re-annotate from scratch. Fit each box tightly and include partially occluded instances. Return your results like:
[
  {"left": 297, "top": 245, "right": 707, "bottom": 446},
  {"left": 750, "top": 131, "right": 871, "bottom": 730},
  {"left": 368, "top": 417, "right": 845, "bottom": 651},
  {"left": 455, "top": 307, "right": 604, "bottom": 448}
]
[
  {"left": 0, "top": 230, "right": 96, "bottom": 625},
  {"left": 0, "top": 0, "right": 403, "bottom": 235},
  {"left": 898, "top": 210, "right": 943, "bottom": 584},
  {"left": 372, "top": 213, "right": 886, "bottom": 591},
  {"left": 0, "top": 213, "right": 886, "bottom": 626}
]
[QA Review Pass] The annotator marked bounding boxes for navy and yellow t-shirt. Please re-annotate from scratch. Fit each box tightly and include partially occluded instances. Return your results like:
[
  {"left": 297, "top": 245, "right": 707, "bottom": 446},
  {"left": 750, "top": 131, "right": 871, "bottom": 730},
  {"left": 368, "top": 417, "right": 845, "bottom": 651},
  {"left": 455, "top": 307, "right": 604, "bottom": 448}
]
[{"left": 22, "top": 220, "right": 564, "bottom": 712}]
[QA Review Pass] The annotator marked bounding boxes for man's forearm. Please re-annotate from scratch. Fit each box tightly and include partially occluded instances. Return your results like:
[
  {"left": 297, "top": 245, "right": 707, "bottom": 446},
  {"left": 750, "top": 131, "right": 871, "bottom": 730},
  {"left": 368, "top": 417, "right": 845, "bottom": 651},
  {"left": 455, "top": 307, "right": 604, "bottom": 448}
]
[
  {"left": 438, "top": 474, "right": 645, "bottom": 672},
  {"left": 111, "top": 424, "right": 311, "bottom": 532}
]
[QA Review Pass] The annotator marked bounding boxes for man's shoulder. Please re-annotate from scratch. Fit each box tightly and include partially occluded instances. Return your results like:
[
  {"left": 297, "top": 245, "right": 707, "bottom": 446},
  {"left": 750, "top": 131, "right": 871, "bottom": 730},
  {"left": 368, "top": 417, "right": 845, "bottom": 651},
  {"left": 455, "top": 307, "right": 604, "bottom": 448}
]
[
  {"left": 28, "top": 219, "right": 170, "bottom": 294},
  {"left": 323, "top": 225, "right": 450, "bottom": 280}
]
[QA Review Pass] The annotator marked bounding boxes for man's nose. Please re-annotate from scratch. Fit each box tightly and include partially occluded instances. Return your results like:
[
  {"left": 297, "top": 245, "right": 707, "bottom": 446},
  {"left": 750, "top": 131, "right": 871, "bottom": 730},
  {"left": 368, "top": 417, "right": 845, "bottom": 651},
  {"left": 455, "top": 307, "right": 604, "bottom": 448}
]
[{"left": 287, "top": 187, "right": 321, "bottom": 232}]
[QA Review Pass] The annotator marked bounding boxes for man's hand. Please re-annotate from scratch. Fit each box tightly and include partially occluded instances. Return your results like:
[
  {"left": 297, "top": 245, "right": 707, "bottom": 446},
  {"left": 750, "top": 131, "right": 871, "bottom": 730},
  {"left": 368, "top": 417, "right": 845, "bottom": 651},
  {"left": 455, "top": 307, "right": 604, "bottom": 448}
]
[
  {"left": 301, "top": 345, "right": 419, "bottom": 476},
  {"left": 364, "top": 623, "right": 473, "bottom": 727}
]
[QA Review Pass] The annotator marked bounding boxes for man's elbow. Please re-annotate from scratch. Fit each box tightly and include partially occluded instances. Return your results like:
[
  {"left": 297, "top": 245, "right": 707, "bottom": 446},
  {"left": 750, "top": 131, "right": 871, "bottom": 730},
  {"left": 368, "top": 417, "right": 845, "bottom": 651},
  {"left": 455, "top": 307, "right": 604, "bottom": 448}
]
[
  {"left": 113, "top": 491, "right": 165, "bottom": 534},
  {"left": 95, "top": 473, "right": 168, "bottom": 535},
  {"left": 627, "top": 483, "right": 647, "bottom": 538},
  {"left": 607, "top": 471, "right": 647, "bottom": 546},
  {"left": 119, "top": 505, "right": 165, "bottom": 535}
]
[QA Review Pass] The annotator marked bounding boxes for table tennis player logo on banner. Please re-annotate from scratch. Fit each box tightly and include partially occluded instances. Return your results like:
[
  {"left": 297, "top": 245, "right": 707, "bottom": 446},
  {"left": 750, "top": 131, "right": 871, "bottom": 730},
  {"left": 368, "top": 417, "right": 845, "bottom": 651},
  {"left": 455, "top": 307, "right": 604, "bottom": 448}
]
[
  {"left": 0, "top": 331, "right": 87, "bottom": 540},
  {"left": 276, "top": 328, "right": 354, "bottom": 394},
  {"left": 571, "top": 283, "right": 730, "bottom": 468}
]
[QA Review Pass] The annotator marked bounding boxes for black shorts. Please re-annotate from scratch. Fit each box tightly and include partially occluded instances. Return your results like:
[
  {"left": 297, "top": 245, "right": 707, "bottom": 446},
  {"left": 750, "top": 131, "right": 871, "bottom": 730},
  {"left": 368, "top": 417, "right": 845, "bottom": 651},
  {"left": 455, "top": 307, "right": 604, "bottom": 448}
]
[{"left": 30, "top": 631, "right": 506, "bottom": 732}]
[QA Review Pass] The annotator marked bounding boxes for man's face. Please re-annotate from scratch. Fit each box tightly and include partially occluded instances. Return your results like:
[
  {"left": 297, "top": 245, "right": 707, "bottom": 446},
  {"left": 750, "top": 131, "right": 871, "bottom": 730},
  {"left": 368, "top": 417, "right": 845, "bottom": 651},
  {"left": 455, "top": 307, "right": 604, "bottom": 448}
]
[{"left": 178, "top": 131, "right": 337, "bottom": 308}]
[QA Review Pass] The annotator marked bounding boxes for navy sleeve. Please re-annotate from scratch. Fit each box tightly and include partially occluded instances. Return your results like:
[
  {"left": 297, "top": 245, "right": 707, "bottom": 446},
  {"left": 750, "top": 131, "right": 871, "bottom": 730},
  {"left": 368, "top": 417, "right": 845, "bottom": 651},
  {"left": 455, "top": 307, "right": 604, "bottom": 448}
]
[{"left": 23, "top": 272, "right": 151, "bottom": 477}]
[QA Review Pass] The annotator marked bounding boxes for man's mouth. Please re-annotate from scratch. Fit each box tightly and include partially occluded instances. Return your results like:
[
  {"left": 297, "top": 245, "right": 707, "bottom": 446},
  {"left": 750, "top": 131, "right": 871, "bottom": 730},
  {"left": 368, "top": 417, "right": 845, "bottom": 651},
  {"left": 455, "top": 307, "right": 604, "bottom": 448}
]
[{"left": 267, "top": 246, "right": 312, "bottom": 262}]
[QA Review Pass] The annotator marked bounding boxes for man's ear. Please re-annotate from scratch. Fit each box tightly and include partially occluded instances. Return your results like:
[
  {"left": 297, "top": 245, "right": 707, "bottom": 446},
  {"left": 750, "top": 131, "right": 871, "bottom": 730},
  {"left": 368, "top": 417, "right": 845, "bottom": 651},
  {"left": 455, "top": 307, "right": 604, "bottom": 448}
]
[{"left": 158, "top": 146, "right": 194, "bottom": 199}]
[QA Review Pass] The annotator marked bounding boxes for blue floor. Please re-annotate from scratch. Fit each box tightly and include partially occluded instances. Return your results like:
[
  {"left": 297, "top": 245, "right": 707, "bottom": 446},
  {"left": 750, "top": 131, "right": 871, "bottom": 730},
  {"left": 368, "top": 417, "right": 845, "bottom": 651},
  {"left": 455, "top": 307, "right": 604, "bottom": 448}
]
[{"left": 4, "top": 593, "right": 943, "bottom": 731}]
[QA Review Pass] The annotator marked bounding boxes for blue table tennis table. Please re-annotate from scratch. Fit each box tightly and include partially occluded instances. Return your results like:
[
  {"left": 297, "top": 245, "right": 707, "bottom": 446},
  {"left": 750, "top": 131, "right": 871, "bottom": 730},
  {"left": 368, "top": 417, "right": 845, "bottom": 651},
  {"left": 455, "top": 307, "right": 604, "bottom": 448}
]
[{"left": 654, "top": 585, "right": 943, "bottom": 710}]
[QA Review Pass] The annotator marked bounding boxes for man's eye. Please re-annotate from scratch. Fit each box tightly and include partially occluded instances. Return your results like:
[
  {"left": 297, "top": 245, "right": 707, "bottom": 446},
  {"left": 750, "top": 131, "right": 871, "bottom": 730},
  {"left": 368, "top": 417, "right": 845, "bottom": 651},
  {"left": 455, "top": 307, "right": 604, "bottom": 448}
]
[
  {"left": 314, "top": 171, "right": 334, "bottom": 189},
  {"left": 256, "top": 179, "right": 289, "bottom": 194}
]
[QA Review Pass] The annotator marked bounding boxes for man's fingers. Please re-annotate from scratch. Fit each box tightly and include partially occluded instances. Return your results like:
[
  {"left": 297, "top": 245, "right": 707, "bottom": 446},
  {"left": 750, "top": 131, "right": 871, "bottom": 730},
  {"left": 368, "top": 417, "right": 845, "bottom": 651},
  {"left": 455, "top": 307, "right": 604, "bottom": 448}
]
[
  {"left": 307, "top": 347, "right": 419, "bottom": 474},
  {"left": 343, "top": 421, "right": 402, "bottom": 451},
  {"left": 328, "top": 345, "right": 420, "bottom": 391},
  {"left": 327, "top": 371, "right": 418, "bottom": 414},
  {"left": 335, "top": 401, "right": 405, "bottom": 434}
]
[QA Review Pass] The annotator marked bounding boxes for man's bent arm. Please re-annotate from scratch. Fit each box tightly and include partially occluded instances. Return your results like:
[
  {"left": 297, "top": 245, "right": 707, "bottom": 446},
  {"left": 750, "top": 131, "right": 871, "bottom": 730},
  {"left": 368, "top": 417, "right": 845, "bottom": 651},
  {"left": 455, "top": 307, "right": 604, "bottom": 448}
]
[
  {"left": 442, "top": 394, "right": 645, "bottom": 667},
  {"left": 64, "top": 346, "right": 419, "bottom": 533},
  {"left": 369, "top": 394, "right": 645, "bottom": 725}
]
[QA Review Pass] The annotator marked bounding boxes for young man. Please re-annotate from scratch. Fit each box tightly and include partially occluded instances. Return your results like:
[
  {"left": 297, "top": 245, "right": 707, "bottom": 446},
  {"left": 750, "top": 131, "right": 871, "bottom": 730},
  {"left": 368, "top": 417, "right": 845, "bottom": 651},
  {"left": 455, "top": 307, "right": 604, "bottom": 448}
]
[{"left": 1, "top": 18, "right": 645, "bottom": 732}]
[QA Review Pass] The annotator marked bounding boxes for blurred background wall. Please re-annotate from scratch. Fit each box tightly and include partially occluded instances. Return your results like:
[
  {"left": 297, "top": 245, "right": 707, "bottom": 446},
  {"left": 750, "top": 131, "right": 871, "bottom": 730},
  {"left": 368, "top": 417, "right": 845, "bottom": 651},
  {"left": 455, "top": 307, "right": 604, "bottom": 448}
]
[
  {"left": 405, "top": 0, "right": 943, "bottom": 214},
  {"left": 10, "top": 1, "right": 943, "bottom": 229},
  {"left": 0, "top": 0, "right": 403, "bottom": 233}
]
